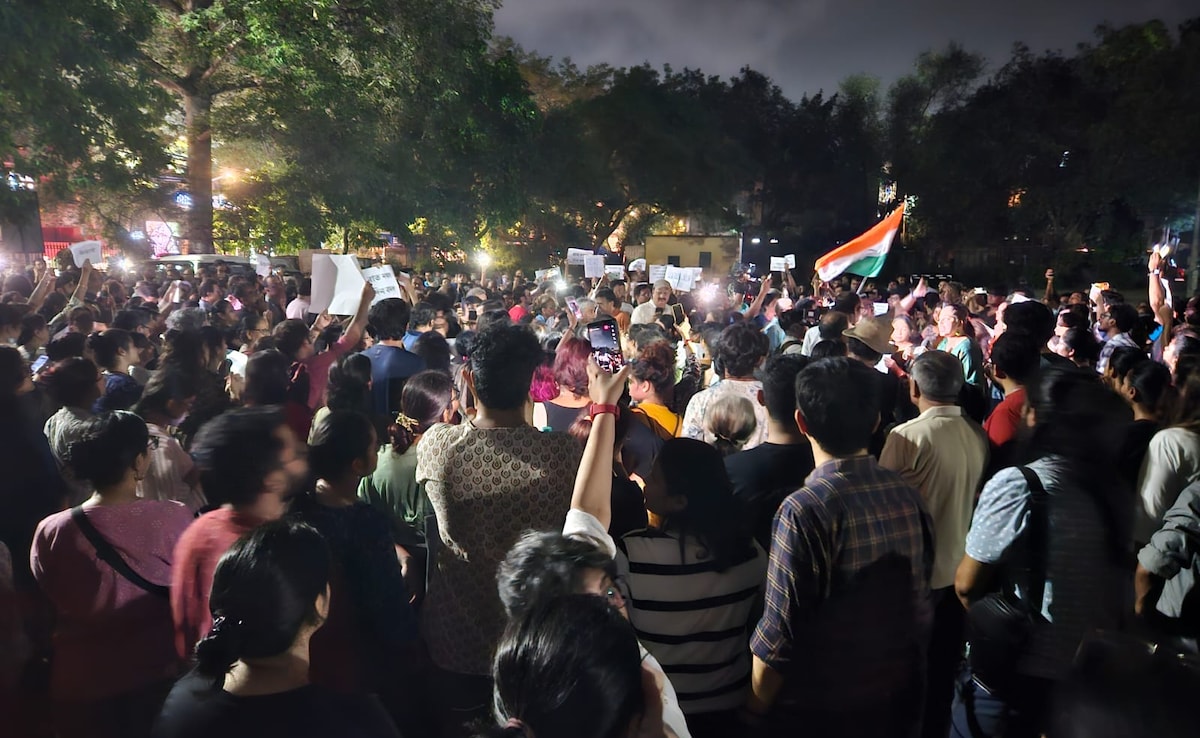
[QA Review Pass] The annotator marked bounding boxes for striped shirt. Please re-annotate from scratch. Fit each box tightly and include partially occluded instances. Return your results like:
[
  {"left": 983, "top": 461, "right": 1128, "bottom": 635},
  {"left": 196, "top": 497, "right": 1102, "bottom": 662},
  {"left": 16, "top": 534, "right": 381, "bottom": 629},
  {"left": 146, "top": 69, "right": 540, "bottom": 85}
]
[
  {"left": 750, "top": 455, "right": 933, "bottom": 715},
  {"left": 618, "top": 529, "right": 767, "bottom": 714}
]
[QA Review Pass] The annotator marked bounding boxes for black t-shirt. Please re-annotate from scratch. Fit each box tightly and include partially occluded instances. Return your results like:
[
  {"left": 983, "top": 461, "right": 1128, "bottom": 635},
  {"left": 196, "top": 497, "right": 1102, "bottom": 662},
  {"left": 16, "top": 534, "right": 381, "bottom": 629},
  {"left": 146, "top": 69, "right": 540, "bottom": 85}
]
[
  {"left": 153, "top": 671, "right": 401, "bottom": 738},
  {"left": 1119, "top": 419, "right": 1160, "bottom": 487},
  {"left": 724, "top": 441, "right": 815, "bottom": 549}
]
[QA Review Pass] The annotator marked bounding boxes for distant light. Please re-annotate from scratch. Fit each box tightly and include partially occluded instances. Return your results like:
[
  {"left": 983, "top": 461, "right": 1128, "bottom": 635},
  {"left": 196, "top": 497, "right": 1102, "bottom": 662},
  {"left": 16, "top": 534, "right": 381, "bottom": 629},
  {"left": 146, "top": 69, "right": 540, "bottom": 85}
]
[
  {"left": 750, "top": 237, "right": 761, "bottom": 245},
  {"left": 769, "top": 238, "right": 779, "bottom": 244},
  {"left": 476, "top": 252, "right": 492, "bottom": 269}
]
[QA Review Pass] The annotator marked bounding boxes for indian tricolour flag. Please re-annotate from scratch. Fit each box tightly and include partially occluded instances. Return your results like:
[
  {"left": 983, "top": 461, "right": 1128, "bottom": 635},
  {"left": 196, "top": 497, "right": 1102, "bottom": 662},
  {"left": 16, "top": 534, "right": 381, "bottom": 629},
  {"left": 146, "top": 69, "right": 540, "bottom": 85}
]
[{"left": 814, "top": 206, "right": 905, "bottom": 282}]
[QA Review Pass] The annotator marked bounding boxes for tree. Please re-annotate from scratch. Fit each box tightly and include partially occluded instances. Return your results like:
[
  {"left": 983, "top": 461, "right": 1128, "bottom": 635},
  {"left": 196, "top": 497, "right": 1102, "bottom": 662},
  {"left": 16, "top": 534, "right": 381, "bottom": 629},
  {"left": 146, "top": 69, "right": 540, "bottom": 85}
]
[
  {"left": 134, "top": 0, "right": 500, "bottom": 252},
  {"left": 0, "top": 0, "right": 169, "bottom": 224}
]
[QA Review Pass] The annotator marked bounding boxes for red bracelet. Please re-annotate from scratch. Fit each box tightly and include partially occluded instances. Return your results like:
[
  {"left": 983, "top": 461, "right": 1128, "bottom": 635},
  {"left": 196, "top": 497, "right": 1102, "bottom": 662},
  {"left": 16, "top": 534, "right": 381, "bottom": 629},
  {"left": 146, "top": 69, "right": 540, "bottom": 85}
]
[{"left": 588, "top": 403, "right": 619, "bottom": 421}]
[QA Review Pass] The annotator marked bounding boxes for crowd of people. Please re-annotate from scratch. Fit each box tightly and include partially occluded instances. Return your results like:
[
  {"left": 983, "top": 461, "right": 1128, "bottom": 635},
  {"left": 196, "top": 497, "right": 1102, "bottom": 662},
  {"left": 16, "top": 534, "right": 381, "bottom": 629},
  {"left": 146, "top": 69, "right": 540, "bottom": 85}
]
[{"left": 1, "top": 248, "right": 1199, "bottom": 738}]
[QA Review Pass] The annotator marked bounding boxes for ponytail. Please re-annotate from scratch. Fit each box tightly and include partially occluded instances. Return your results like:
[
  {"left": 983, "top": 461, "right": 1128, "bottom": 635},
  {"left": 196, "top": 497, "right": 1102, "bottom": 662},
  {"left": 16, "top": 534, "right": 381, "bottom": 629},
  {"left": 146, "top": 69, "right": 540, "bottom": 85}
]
[{"left": 193, "top": 615, "right": 244, "bottom": 680}]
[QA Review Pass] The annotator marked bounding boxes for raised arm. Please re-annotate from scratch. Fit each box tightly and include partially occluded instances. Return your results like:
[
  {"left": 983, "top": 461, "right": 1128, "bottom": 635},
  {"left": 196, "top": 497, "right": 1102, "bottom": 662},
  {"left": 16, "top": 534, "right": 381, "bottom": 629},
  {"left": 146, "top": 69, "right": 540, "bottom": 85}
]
[
  {"left": 27, "top": 269, "right": 55, "bottom": 313},
  {"left": 899, "top": 277, "right": 928, "bottom": 315},
  {"left": 744, "top": 277, "right": 772, "bottom": 319},
  {"left": 1148, "top": 250, "right": 1173, "bottom": 334},
  {"left": 1042, "top": 269, "right": 1056, "bottom": 306},
  {"left": 569, "top": 360, "right": 630, "bottom": 529},
  {"left": 341, "top": 282, "right": 376, "bottom": 347}
]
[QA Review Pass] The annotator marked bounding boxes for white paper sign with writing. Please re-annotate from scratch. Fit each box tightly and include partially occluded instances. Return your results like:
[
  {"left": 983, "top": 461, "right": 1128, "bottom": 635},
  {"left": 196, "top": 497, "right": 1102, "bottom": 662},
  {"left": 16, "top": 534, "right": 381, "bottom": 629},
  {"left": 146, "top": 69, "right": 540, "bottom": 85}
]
[
  {"left": 664, "top": 266, "right": 684, "bottom": 290},
  {"left": 583, "top": 255, "right": 606, "bottom": 278},
  {"left": 255, "top": 254, "right": 272, "bottom": 278},
  {"left": 69, "top": 240, "right": 102, "bottom": 268},
  {"left": 769, "top": 256, "right": 788, "bottom": 273},
  {"left": 566, "top": 248, "right": 591, "bottom": 266},
  {"left": 310, "top": 253, "right": 366, "bottom": 315},
  {"left": 648, "top": 264, "right": 668, "bottom": 283},
  {"left": 628, "top": 258, "right": 647, "bottom": 273},
  {"left": 362, "top": 265, "right": 402, "bottom": 305},
  {"left": 604, "top": 264, "right": 626, "bottom": 280},
  {"left": 785, "top": 254, "right": 797, "bottom": 268},
  {"left": 535, "top": 267, "right": 562, "bottom": 283}
]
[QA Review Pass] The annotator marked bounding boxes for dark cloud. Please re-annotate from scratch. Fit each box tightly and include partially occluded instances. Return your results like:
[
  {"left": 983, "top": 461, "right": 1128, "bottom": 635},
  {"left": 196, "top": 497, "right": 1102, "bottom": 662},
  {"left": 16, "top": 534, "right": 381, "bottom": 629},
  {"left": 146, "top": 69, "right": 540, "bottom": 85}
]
[{"left": 495, "top": 0, "right": 1196, "bottom": 98}]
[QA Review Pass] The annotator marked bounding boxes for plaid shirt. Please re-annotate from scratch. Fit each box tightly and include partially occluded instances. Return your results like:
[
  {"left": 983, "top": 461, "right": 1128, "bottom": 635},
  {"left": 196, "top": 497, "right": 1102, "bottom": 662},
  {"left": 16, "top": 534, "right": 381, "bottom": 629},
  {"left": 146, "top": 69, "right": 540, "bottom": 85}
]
[{"left": 751, "top": 455, "right": 934, "bottom": 714}]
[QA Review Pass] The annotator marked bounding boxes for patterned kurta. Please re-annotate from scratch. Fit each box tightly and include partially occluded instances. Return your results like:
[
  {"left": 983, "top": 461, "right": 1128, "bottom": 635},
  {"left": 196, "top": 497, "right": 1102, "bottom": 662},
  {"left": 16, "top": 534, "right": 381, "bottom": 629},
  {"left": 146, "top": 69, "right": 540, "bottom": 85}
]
[{"left": 415, "top": 422, "right": 582, "bottom": 675}]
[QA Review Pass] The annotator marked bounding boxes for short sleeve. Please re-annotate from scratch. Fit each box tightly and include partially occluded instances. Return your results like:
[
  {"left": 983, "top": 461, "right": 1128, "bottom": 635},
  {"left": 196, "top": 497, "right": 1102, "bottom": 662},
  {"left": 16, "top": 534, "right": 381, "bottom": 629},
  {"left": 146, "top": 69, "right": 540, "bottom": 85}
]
[
  {"left": 563, "top": 509, "right": 617, "bottom": 559},
  {"left": 964, "top": 466, "right": 1031, "bottom": 564},
  {"left": 681, "top": 390, "right": 707, "bottom": 441},
  {"left": 1138, "top": 482, "right": 1200, "bottom": 579}
]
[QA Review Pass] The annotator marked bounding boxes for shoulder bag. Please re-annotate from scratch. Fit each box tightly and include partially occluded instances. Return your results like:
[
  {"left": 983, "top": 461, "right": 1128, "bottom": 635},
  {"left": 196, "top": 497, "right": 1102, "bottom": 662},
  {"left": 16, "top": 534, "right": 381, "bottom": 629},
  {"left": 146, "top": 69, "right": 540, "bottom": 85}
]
[
  {"left": 71, "top": 506, "right": 169, "bottom": 599},
  {"left": 965, "top": 466, "right": 1048, "bottom": 695}
]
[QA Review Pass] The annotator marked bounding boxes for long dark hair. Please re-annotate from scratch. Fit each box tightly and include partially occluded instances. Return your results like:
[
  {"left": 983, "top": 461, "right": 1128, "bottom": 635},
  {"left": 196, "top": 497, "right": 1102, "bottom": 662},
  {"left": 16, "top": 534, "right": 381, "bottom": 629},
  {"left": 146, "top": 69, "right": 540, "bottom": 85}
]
[
  {"left": 390, "top": 370, "right": 454, "bottom": 455},
  {"left": 654, "top": 438, "right": 753, "bottom": 569},
  {"left": 194, "top": 520, "right": 330, "bottom": 680},
  {"left": 323, "top": 353, "right": 372, "bottom": 416},
  {"left": 1020, "top": 367, "right": 1133, "bottom": 560},
  {"left": 308, "top": 410, "right": 375, "bottom": 481},
  {"left": 487, "top": 594, "right": 645, "bottom": 738}
]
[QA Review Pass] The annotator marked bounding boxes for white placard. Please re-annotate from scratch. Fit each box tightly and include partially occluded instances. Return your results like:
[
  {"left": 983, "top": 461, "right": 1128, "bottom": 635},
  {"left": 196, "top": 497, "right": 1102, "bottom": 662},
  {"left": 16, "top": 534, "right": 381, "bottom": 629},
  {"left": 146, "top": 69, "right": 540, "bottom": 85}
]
[
  {"left": 785, "top": 254, "right": 797, "bottom": 268},
  {"left": 362, "top": 265, "right": 402, "bottom": 304},
  {"left": 255, "top": 254, "right": 272, "bottom": 278},
  {"left": 675, "top": 268, "right": 699, "bottom": 292},
  {"left": 664, "top": 266, "right": 683, "bottom": 290},
  {"left": 604, "top": 264, "right": 626, "bottom": 280},
  {"left": 873, "top": 302, "right": 889, "bottom": 316},
  {"left": 566, "top": 248, "right": 591, "bottom": 266},
  {"left": 310, "top": 253, "right": 366, "bottom": 315},
  {"left": 69, "top": 240, "right": 102, "bottom": 268},
  {"left": 648, "top": 264, "right": 668, "bottom": 283},
  {"left": 769, "top": 256, "right": 788, "bottom": 272},
  {"left": 628, "top": 258, "right": 647, "bottom": 273},
  {"left": 583, "top": 255, "right": 606, "bottom": 278},
  {"left": 535, "top": 267, "right": 562, "bottom": 283}
]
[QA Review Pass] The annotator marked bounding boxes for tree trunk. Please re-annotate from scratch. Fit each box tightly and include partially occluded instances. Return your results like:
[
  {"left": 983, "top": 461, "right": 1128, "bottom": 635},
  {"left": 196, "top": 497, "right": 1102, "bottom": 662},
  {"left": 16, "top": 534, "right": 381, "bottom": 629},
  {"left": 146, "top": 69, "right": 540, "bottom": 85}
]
[{"left": 184, "top": 92, "right": 214, "bottom": 254}]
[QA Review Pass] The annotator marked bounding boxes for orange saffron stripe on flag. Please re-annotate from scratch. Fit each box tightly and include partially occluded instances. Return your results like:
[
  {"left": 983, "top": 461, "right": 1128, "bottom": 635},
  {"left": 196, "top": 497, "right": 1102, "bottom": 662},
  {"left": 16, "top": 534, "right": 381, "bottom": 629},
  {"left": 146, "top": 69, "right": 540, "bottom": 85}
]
[{"left": 814, "top": 206, "right": 905, "bottom": 269}]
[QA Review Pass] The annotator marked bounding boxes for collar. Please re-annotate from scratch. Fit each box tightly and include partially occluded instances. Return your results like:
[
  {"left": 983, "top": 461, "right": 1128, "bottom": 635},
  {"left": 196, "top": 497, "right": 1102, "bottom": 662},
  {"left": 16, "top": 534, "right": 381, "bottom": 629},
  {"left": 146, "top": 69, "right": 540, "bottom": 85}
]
[
  {"left": 917, "top": 405, "right": 965, "bottom": 420},
  {"left": 805, "top": 454, "right": 876, "bottom": 485}
]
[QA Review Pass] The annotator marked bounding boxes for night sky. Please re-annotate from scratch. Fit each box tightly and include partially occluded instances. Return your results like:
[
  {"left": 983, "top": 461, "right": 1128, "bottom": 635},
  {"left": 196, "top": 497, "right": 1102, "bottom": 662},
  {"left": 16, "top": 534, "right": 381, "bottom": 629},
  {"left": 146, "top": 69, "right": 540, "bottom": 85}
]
[{"left": 494, "top": 0, "right": 1196, "bottom": 99}]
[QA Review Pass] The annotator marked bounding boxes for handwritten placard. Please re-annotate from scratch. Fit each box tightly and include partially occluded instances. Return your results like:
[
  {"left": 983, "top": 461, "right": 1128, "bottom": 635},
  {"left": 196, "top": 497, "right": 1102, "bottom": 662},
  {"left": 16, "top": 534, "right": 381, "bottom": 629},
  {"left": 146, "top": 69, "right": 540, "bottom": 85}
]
[
  {"left": 583, "top": 255, "right": 606, "bottom": 278},
  {"left": 69, "top": 240, "right": 102, "bottom": 268},
  {"left": 566, "top": 248, "right": 591, "bottom": 266},
  {"left": 255, "top": 254, "right": 272, "bottom": 278},
  {"left": 769, "top": 256, "right": 788, "bottom": 273},
  {"left": 604, "top": 264, "right": 626, "bottom": 280},
  {"left": 648, "top": 264, "right": 668, "bottom": 283},
  {"left": 362, "top": 265, "right": 402, "bottom": 305}
]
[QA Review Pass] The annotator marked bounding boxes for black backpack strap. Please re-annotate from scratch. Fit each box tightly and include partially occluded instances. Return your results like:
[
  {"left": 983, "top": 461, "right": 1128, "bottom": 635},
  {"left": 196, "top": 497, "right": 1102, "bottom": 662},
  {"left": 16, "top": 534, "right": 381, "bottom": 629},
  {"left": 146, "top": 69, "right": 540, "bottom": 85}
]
[
  {"left": 70, "top": 506, "right": 169, "bottom": 599},
  {"left": 1016, "top": 466, "right": 1049, "bottom": 615}
]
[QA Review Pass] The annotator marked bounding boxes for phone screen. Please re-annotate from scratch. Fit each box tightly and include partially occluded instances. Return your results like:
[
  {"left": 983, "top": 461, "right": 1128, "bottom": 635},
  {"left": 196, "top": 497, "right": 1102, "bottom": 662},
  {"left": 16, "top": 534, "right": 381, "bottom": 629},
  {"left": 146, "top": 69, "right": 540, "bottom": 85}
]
[
  {"left": 670, "top": 303, "right": 685, "bottom": 323},
  {"left": 586, "top": 317, "right": 625, "bottom": 373},
  {"left": 31, "top": 354, "right": 50, "bottom": 374},
  {"left": 467, "top": 308, "right": 478, "bottom": 322},
  {"left": 567, "top": 298, "right": 581, "bottom": 319}
]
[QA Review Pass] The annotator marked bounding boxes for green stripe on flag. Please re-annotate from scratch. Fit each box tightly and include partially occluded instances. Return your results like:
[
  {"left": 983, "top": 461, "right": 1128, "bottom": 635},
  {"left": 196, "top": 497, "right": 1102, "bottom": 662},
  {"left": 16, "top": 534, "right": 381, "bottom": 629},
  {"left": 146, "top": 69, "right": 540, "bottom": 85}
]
[{"left": 844, "top": 253, "right": 888, "bottom": 278}]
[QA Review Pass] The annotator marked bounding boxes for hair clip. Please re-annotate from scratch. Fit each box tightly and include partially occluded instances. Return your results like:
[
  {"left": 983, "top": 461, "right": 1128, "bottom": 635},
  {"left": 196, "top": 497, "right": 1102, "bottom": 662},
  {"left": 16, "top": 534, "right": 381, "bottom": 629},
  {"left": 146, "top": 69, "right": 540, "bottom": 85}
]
[{"left": 395, "top": 412, "right": 419, "bottom": 431}]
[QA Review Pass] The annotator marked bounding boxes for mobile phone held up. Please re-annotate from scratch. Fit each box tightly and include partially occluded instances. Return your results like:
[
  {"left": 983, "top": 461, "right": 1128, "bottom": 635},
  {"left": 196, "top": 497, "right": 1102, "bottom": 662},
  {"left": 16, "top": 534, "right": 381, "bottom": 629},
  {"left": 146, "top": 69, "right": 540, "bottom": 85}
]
[
  {"left": 670, "top": 303, "right": 685, "bottom": 324},
  {"left": 586, "top": 317, "right": 625, "bottom": 374}
]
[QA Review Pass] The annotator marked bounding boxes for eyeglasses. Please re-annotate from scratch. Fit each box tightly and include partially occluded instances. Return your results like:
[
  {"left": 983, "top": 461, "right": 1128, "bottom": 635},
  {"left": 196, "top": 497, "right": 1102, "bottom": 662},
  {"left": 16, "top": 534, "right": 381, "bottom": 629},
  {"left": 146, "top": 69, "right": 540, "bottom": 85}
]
[{"left": 147, "top": 436, "right": 160, "bottom": 451}]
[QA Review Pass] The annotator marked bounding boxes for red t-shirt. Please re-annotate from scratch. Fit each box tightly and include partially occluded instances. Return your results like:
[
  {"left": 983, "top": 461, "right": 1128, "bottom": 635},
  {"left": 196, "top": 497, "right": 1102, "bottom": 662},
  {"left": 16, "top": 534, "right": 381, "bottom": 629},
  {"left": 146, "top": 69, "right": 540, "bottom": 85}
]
[
  {"left": 170, "top": 507, "right": 264, "bottom": 659},
  {"left": 984, "top": 387, "right": 1026, "bottom": 450}
]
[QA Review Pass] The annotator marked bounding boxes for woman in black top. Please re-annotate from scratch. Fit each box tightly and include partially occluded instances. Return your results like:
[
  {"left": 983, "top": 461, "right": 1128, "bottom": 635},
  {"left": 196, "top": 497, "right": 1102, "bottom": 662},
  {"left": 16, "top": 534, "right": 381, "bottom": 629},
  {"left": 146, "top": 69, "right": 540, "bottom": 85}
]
[
  {"left": 153, "top": 520, "right": 399, "bottom": 738},
  {"left": 288, "top": 411, "right": 428, "bottom": 733}
]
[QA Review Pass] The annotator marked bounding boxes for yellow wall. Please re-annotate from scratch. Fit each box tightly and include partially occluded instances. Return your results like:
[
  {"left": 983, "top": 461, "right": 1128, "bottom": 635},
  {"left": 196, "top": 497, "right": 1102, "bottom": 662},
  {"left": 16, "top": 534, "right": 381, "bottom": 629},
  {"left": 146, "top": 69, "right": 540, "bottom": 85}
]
[{"left": 643, "top": 235, "right": 740, "bottom": 277}]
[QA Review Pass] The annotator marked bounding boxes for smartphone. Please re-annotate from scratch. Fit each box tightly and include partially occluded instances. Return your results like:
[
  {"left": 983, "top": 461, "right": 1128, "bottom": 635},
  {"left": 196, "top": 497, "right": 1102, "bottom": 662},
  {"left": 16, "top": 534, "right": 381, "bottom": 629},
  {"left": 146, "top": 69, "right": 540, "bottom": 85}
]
[
  {"left": 467, "top": 308, "right": 478, "bottom": 322},
  {"left": 567, "top": 297, "right": 581, "bottom": 319},
  {"left": 586, "top": 317, "right": 625, "bottom": 374},
  {"left": 670, "top": 303, "right": 685, "bottom": 324},
  {"left": 31, "top": 354, "right": 50, "bottom": 374}
]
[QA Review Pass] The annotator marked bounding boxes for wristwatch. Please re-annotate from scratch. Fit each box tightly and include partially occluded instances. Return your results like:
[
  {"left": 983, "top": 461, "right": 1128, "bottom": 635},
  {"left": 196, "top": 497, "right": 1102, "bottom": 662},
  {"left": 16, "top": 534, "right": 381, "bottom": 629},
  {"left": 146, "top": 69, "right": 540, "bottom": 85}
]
[{"left": 588, "top": 403, "right": 619, "bottom": 421}]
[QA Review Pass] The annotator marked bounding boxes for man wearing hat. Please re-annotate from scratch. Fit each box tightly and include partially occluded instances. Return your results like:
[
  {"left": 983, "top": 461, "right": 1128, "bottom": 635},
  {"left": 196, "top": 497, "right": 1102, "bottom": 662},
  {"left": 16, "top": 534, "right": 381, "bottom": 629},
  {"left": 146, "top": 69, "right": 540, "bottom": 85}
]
[{"left": 843, "top": 317, "right": 915, "bottom": 456}]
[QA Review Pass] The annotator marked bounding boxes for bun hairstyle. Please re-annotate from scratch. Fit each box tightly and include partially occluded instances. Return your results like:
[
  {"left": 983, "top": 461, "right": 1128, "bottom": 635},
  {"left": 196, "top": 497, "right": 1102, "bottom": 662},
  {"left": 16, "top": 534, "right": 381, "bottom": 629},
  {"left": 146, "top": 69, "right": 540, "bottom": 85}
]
[
  {"left": 308, "top": 410, "right": 375, "bottom": 481},
  {"left": 39, "top": 356, "right": 101, "bottom": 409},
  {"left": 389, "top": 370, "right": 454, "bottom": 454},
  {"left": 64, "top": 411, "right": 149, "bottom": 488},
  {"left": 86, "top": 329, "right": 133, "bottom": 371},
  {"left": 705, "top": 394, "right": 757, "bottom": 457},
  {"left": 487, "top": 594, "right": 645, "bottom": 738},
  {"left": 194, "top": 520, "right": 330, "bottom": 681}
]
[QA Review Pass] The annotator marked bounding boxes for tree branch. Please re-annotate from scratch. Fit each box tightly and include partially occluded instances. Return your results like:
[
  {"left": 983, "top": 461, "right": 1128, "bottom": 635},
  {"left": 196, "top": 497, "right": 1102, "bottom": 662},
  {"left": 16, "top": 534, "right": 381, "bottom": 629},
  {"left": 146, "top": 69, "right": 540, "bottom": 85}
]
[{"left": 136, "top": 53, "right": 190, "bottom": 96}]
